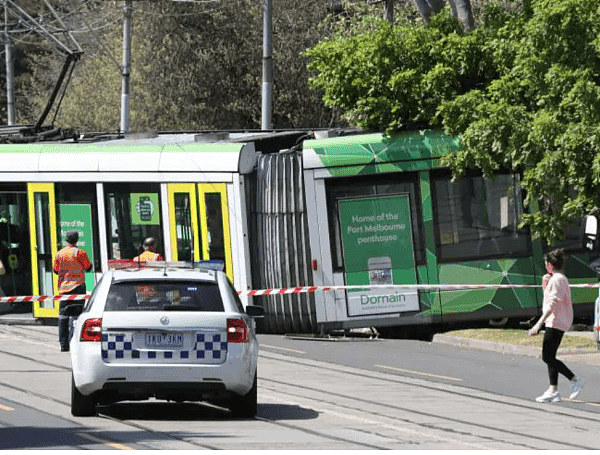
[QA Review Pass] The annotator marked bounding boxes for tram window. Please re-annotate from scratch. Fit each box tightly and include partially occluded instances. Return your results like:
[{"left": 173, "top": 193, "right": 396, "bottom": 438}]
[
  {"left": 104, "top": 184, "right": 164, "bottom": 260},
  {"left": 543, "top": 189, "right": 587, "bottom": 253},
  {"left": 205, "top": 193, "right": 225, "bottom": 262},
  {"left": 432, "top": 171, "right": 531, "bottom": 262},
  {"left": 0, "top": 188, "right": 32, "bottom": 297},
  {"left": 326, "top": 174, "right": 425, "bottom": 270},
  {"left": 544, "top": 222, "right": 585, "bottom": 253},
  {"left": 55, "top": 183, "right": 101, "bottom": 272},
  {"left": 174, "top": 193, "right": 195, "bottom": 261}
]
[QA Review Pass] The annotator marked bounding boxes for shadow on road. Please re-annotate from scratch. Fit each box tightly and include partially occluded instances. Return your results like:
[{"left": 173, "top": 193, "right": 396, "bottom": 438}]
[
  {"left": 98, "top": 401, "right": 319, "bottom": 421},
  {"left": 257, "top": 403, "right": 319, "bottom": 420}
]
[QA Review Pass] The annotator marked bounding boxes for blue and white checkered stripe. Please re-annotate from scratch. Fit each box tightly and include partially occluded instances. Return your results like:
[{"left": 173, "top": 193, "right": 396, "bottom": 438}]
[{"left": 101, "top": 332, "right": 228, "bottom": 364}]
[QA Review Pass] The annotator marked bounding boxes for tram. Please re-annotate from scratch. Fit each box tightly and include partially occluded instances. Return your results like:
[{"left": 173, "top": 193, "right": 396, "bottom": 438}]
[
  {"left": 302, "top": 130, "right": 597, "bottom": 337},
  {"left": 0, "top": 128, "right": 596, "bottom": 336}
]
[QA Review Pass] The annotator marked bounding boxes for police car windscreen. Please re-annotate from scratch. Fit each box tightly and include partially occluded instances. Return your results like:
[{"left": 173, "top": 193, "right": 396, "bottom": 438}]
[{"left": 104, "top": 281, "right": 225, "bottom": 312}]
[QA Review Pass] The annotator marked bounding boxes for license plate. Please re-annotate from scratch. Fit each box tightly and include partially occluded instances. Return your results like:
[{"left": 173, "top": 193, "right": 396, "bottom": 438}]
[{"left": 145, "top": 333, "right": 183, "bottom": 348}]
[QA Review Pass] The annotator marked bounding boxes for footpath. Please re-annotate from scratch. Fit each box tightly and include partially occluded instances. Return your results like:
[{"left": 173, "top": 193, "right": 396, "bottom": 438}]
[{"left": 1, "top": 309, "right": 599, "bottom": 365}]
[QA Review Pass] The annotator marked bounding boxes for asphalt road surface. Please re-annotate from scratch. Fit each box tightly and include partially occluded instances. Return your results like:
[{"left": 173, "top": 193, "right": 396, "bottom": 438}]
[{"left": 0, "top": 323, "right": 599, "bottom": 450}]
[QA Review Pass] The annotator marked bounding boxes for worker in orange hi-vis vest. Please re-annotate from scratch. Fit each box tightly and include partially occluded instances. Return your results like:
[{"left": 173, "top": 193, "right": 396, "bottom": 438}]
[
  {"left": 53, "top": 231, "right": 92, "bottom": 352},
  {"left": 133, "top": 237, "right": 163, "bottom": 262}
]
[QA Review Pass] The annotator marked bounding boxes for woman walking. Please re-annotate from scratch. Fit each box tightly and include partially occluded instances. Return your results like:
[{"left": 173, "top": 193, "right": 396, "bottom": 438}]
[{"left": 528, "top": 248, "right": 585, "bottom": 403}]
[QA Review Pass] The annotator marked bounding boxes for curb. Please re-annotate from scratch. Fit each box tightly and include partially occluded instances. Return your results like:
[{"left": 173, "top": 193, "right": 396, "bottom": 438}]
[
  {"left": 0, "top": 314, "right": 43, "bottom": 326},
  {"left": 433, "top": 334, "right": 598, "bottom": 358}
]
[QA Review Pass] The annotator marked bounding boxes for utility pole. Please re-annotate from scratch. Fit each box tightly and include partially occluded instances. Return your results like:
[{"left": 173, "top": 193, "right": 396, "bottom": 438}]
[
  {"left": 261, "top": 0, "right": 272, "bottom": 131},
  {"left": 121, "top": 0, "right": 132, "bottom": 134},
  {"left": 4, "top": 1, "right": 15, "bottom": 125}
]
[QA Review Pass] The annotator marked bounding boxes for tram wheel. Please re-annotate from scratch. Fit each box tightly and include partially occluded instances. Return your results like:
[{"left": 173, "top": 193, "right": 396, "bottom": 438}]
[
  {"left": 376, "top": 326, "right": 433, "bottom": 342},
  {"left": 488, "top": 317, "right": 509, "bottom": 328}
]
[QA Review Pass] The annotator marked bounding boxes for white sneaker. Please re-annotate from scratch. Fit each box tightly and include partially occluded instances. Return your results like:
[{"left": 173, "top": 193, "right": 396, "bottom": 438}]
[
  {"left": 570, "top": 377, "right": 585, "bottom": 400},
  {"left": 536, "top": 391, "right": 561, "bottom": 403}
]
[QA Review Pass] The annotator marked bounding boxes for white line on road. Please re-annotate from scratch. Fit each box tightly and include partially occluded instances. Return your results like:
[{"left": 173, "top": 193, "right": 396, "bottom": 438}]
[
  {"left": 375, "top": 364, "right": 463, "bottom": 382},
  {"left": 261, "top": 344, "right": 306, "bottom": 354}
]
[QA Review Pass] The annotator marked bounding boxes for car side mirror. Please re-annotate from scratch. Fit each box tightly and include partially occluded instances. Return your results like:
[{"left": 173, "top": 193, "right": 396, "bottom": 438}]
[
  {"left": 585, "top": 215, "right": 598, "bottom": 251},
  {"left": 245, "top": 305, "right": 265, "bottom": 318}
]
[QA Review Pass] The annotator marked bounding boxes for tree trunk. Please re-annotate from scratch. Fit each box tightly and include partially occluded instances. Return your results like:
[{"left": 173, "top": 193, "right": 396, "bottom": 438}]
[
  {"left": 413, "top": 0, "right": 473, "bottom": 30},
  {"left": 412, "top": 0, "right": 446, "bottom": 25},
  {"left": 449, "top": 0, "right": 474, "bottom": 31},
  {"left": 384, "top": 0, "right": 394, "bottom": 24}
]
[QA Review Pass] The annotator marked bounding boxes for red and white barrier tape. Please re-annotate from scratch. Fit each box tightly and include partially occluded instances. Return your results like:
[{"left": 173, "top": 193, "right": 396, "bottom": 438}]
[
  {"left": 238, "top": 283, "right": 600, "bottom": 296},
  {"left": 2, "top": 282, "right": 599, "bottom": 303},
  {"left": 0, "top": 294, "right": 91, "bottom": 304}
]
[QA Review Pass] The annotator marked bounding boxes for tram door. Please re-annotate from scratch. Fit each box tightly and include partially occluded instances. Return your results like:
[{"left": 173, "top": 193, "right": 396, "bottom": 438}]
[
  {"left": 0, "top": 189, "right": 32, "bottom": 298},
  {"left": 167, "top": 183, "right": 233, "bottom": 280},
  {"left": 27, "top": 183, "right": 59, "bottom": 318}
]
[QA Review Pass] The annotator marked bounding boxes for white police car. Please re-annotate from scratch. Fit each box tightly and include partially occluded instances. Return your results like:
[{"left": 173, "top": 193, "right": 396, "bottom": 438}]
[{"left": 69, "top": 261, "right": 263, "bottom": 418}]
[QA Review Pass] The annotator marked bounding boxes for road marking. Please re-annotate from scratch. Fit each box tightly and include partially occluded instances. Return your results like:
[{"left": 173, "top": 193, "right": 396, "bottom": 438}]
[
  {"left": 76, "top": 432, "right": 134, "bottom": 450},
  {"left": 375, "top": 364, "right": 463, "bottom": 382},
  {"left": 0, "top": 403, "right": 14, "bottom": 411},
  {"left": 261, "top": 344, "right": 306, "bottom": 354},
  {"left": 566, "top": 399, "right": 600, "bottom": 407}
]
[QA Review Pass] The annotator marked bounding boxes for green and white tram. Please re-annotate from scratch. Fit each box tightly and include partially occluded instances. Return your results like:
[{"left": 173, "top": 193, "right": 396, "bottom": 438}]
[
  {"left": 0, "top": 128, "right": 596, "bottom": 336},
  {"left": 301, "top": 130, "right": 597, "bottom": 337},
  {"left": 0, "top": 132, "right": 263, "bottom": 319}
]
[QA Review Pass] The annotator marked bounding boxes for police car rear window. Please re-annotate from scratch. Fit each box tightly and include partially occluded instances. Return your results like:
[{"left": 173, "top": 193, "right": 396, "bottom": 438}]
[{"left": 104, "top": 281, "right": 224, "bottom": 312}]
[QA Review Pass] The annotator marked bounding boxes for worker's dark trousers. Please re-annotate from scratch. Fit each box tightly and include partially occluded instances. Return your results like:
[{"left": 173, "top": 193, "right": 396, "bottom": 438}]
[{"left": 58, "top": 284, "right": 86, "bottom": 350}]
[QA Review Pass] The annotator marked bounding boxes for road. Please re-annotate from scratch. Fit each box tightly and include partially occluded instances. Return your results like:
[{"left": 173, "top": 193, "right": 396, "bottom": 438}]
[
  {"left": 259, "top": 333, "right": 600, "bottom": 414},
  {"left": 0, "top": 323, "right": 599, "bottom": 449}
]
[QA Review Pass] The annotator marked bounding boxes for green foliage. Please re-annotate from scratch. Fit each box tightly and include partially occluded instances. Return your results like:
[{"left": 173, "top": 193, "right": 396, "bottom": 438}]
[
  {"left": 12, "top": 0, "right": 346, "bottom": 131},
  {"left": 441, "top": 0, "right": 600, "bottom": 242},
  {"left": 306, "top": 10, "right": 494, "bottom": 132},
  {"left": 306, "top": 0, "right": 600, "bottom": 243}
]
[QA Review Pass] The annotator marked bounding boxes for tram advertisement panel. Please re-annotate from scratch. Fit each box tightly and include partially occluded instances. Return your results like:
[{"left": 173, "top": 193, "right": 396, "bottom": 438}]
[
  {"left": 59, "top": 204, "right": 95, "bottom": 290},
  {"left": 339, "top": 195, "right": 419, "bottom": 316},
  {"left": 131, "top": 193, "right": 160, "bottom": 225}
]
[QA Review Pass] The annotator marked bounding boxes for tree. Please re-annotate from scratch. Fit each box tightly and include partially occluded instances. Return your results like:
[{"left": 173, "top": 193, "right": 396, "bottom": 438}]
[
  {"left": 43, "top": 0, "right": 346, "bottom": 132},
  {"left": 305, "top": 0, "right": 600, "bottom": 242},
  {"left": 305, "top": 9, "right": 492, "bottom": 131},
  {"left": 407, "top": 0, "right": 474, "bottom": 30},
  {"left": 439, "top": 0, "right": 600, "bottom": 242},
  {"left": 0, "top": 0, "right": 87, "bottom": 125}
]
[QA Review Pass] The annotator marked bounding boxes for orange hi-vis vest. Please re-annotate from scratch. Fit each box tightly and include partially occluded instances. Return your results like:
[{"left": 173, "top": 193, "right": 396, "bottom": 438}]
[
  {"left": 133, "top": 251, "right": 163, "bottom": 262},
  {"left": 53, "top": 246, "right": 92, "bottom": 294}
]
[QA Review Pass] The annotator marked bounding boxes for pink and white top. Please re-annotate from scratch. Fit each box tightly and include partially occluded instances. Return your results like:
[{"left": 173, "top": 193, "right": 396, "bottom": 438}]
[{"left": 542, "top": 272, "right": 573, "bottom": 332}]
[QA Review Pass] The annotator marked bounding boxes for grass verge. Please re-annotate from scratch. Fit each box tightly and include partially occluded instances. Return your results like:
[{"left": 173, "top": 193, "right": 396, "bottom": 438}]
[{"left": 445, "top": 329, "right": 597, "bottom": 349}]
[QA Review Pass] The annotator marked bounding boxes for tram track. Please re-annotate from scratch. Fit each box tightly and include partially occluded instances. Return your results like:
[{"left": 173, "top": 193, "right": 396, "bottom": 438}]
[
  {"left": 0, "top": 337, "right": 467, "bottom": 449},
  {"left": 0, "top": 362, "right": 391, "bottom": 450},
  {"left": 0, "top": 333, "right": 396, "bottom": 449},
  {"left": 258, "top": 350, "right": 600, "bottom": 450},
  {"left": 0, "top": 325, "right": 599, "bottom": 449}
]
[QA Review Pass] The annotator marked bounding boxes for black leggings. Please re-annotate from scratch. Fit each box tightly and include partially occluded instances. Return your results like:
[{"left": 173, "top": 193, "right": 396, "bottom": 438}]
[{"left": 542, "top": 327, "right": 575, "bottom": 386}]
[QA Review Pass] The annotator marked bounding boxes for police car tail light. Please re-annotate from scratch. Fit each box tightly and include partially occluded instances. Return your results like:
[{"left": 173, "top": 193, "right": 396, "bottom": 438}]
[
  {"left": 80, "top": 318, "right": 103, "bottom": 342},
  {"left": 227, "top": 319, "right": 249, "bottom": 343}
]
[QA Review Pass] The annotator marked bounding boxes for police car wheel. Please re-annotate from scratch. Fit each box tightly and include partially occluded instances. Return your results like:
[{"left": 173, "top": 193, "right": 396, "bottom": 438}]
[
  {"left": 71, "top": 374, "right": 96, "bottom": 417},
  {"left": 228, "top": 372, "right": 257, "bottom": 419}
]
